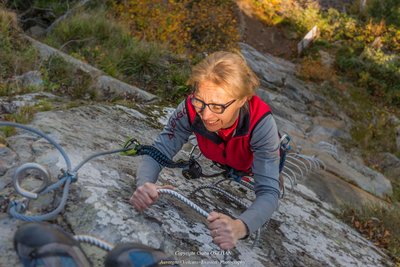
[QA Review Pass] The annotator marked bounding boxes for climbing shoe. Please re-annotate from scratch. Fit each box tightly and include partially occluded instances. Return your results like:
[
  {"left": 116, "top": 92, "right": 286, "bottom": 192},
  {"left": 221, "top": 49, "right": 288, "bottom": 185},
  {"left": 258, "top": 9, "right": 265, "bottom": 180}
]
[
  {"left": 105, "top": 243, "right": 179, "bottom": 267},
  {"left": 14, "top": 222, "right": 92, "bottom": 267}
]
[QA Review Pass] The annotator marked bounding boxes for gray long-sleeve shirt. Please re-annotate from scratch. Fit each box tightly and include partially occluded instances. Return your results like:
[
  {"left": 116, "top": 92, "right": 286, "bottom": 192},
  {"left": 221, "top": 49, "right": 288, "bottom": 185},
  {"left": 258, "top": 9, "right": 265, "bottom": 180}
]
[{"left": 136, "top": 100, "right": 280, "bottom": 234}]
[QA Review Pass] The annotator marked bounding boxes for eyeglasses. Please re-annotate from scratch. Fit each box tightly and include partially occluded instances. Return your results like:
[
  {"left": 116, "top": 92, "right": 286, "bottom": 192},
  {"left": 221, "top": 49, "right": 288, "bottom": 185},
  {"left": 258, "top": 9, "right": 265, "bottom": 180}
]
[{"left": 190, "top": 95, "right": 236, "bottom": 114}]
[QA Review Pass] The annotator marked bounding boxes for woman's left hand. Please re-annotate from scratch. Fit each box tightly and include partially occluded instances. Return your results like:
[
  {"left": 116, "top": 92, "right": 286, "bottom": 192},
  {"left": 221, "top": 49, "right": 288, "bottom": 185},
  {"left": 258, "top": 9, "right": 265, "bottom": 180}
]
[{"left": 207, "top": 211, "right": 248, "bottom": 250}]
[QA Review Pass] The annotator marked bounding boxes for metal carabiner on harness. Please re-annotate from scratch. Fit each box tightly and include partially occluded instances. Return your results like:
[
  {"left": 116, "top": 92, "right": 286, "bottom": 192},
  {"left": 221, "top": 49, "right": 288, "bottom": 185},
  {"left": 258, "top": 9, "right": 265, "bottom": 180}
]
[
  {"left": 280, "top": 134, "right": 291, "bottom": 152},
  {"left": 181, "top": 159, "right": 203, "bottom": 179},
  {"left": 181, "top": 144, "right": 203, "bottom": 179},
  {"left": 120, "top": 138, "right": 141, "bottom": 156}
]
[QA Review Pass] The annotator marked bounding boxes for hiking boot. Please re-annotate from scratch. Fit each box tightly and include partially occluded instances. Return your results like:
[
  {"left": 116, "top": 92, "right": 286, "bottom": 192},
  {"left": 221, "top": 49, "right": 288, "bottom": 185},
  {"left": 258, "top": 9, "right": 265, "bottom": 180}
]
[
  {"left": 14, "top": 222, "right": 92, "bottom": 267},
  {"left": 105, "top": 243, "right": 179, "bottom": 267}
]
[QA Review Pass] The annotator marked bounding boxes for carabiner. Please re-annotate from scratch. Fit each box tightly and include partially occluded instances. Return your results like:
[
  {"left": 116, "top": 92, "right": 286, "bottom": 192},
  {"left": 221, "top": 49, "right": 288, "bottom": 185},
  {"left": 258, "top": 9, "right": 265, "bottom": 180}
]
[
  {"left": 280, "top": 134, "right": 291, "bottom": 151},
  {"left": 121, "top": 138, "right": 141, "bottom": 156}
]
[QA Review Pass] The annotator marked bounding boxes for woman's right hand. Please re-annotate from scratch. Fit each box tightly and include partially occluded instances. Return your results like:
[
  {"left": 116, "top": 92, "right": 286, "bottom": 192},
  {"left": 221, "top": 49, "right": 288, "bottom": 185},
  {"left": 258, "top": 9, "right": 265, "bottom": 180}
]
[{"left": 129, "top": 182, "right": 174, "bottom": 212}]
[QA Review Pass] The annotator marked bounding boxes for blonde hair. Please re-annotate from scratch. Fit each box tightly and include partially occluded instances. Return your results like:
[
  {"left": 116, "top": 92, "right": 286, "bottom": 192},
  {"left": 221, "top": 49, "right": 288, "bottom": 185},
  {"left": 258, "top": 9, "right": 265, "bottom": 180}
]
[{"left": 187, "top": 51, "right": 260, "bottom": 99}]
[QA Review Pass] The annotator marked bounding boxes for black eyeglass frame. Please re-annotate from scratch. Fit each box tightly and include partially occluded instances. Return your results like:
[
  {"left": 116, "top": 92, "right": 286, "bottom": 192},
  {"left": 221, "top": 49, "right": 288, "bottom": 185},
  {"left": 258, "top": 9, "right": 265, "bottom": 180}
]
[{"left": 190, "top": 94, "right": 236, "bottom": 114}]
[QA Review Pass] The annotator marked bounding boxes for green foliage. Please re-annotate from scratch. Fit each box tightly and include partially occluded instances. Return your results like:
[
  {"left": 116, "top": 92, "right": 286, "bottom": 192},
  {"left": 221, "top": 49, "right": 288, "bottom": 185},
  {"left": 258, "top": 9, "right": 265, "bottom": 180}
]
[
  {"left": 0, "top": 8, "right": 39, "bottom": 81},
  {"left": 113, "top": 0, "right": 240, "bottom": 55},
  {"left": 45, "top": 8, "right": 191, "bottom": 103},
  {"left": 350, "top": 114, "right": 398, "bottom": 155},
  {"left": 45, "top": 10, "right": 132, "bottom": 50},
  {"left": 0, "top": 100, "right": 53, "bottom": 138},
  {"left": 392, "top": 181, "right": 400, "bottom": 204},
  {"left": 63, "top": 100, "right": 87, "bottom": 110},
  {"left": 4, "top": 105, "right": 37, "bottom": 124},
  {"left": 0, "top": 83, "right": 41, "bottom": 97},
  {"left": 0, "top": 83, "right": 5, "bottom": 94},
  {"left": 297, "top": 57, "right": 334, "bottom": 83},
  {"left": 185, "top": 0, "right": 240, "bottom": 54},
  {"left": 5, "top": 0, "right": 34, "bottom": 11},
  {"left": 320, "top": 7, "right": 400, "bottom": 109},
  {"left": 157, "top": 61, "right": 191, "bottom": 102},
  {"left": 282, "top": 2, "right": 323, "bottom": 35},
  {"left": 367, "top": 0, "right": 400, "bottom": 27},
  {"left": 0, "top": 83, "right": 14, "bottom": 96},
  {"left": 244, "top": 0, "right": 400, "bottom": 110},
  {"left": 321, "top": 8, "right": 359, "bottom": 40},
  {"left": 244, "top": 0, "right": 288, "bottom": 26},
  {"left": 113, "top": 0, "right": 190, "bottom": 55},
  {"left": 6, "top": 0, "right": 77, "bottom": 17},
  {"left": 117, "top": 42, "right": 191, "bottom": 101},
  {"left": 336, "top": 46, "right": 400, "bottom": 107},
  {"left": 0, "top": 126, "right": 16, "bottom": 137},
  {"left": 35, "top": 99, "right": 53, "bottom": 111},
  {"left": 118, "top": 43, "right": 166, "bottom": 79},
  {"left": 0, "top": 135, "right": 7, "bottom": 145},
  {"left": 321, "top": 82, "right": 398, "bottom": 158},
  {"left": 42, "top": 55, "right": 94, "bottom": 99},
  {"left": 35, "top": 0, "right": 75, "bottom": 17}
]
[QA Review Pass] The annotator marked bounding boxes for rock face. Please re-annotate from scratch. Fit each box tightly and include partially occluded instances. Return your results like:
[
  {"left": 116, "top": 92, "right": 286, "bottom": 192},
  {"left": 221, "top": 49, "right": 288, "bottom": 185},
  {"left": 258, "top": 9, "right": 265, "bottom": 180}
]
[
  {"left": 0, "top": 43, "right": 395, "bottom": 266},
  {"left": 0, "top": 103, "right": 394, "bottom": 267}
]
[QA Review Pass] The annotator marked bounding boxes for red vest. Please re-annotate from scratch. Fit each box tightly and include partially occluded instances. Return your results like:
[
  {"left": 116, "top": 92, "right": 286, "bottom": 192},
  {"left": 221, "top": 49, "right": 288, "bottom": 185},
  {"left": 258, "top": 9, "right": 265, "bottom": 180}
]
[{"left": 186, "top": 95, "right": 272, "bottom": 172}]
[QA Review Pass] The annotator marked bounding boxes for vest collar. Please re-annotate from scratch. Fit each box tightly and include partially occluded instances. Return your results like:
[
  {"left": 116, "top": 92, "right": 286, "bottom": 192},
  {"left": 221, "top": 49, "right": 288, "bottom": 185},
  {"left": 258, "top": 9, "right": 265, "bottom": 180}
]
[
  {"left": 235, "top": 107, "right": 250, "bottom": 137},
  {"left": 191, "top": 106, "right": 250, "bottom": 144}
]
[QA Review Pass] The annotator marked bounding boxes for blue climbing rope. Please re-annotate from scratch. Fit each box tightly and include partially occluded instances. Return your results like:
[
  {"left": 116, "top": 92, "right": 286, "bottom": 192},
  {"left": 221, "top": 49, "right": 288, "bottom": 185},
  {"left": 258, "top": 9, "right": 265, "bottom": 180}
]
[{"left": 136, "top": 145, "right": 190, "bottom": 169}]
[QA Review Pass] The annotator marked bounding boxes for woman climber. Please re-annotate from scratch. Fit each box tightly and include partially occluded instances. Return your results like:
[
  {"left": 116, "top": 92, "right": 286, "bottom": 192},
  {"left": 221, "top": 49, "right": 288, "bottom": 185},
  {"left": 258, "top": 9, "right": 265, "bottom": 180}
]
[{"left": 130, "top": 51, "right": 281, "bottom": 250}]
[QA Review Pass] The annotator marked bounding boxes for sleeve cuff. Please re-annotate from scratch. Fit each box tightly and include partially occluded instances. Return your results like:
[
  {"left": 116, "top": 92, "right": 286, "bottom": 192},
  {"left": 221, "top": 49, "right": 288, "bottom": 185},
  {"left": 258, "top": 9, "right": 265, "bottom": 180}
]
[{"left": 239, "top": 219, "right": 250, "bottom": 240}]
